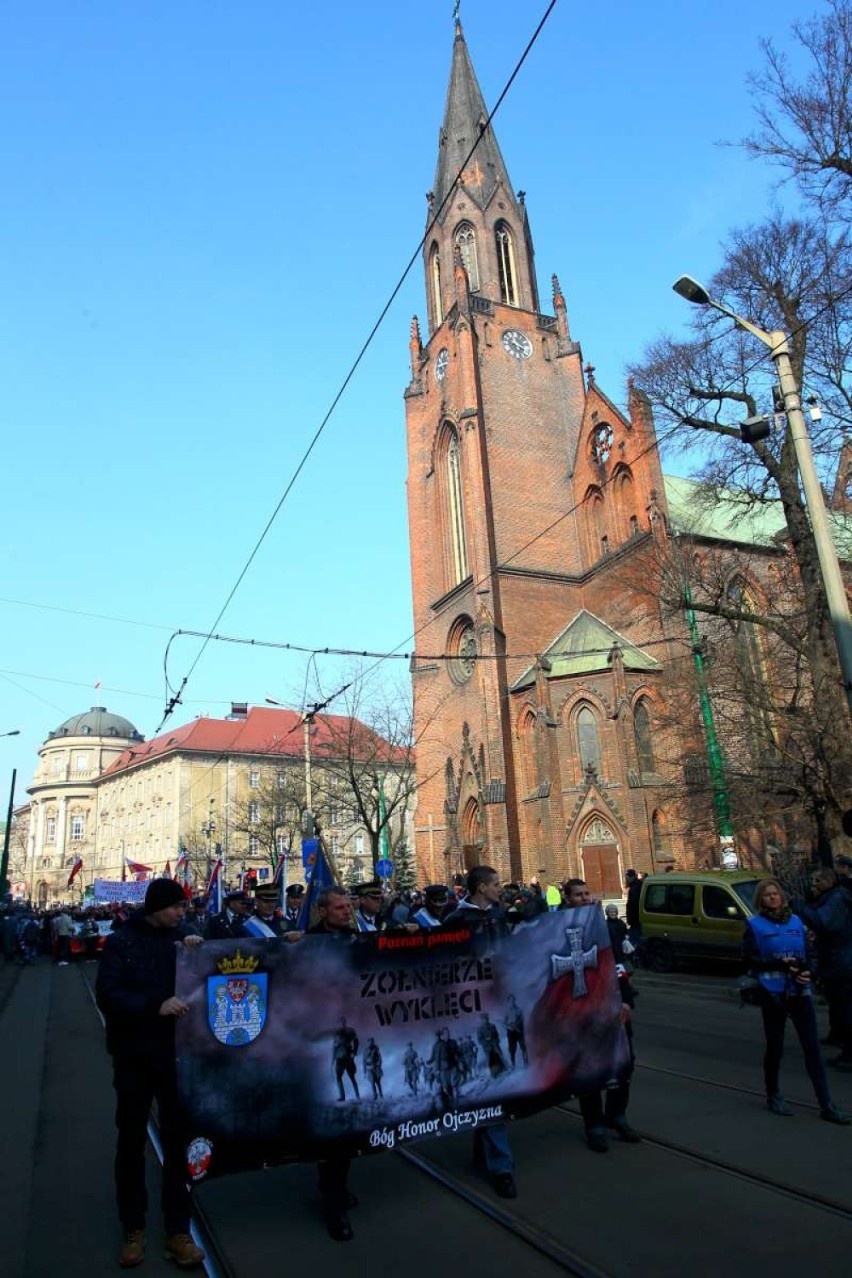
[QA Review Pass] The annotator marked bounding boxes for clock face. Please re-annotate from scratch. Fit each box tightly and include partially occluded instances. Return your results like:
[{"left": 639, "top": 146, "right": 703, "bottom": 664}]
[
  {"left": 591, "top": 424, "right": 614, "bottom": 462},
  {"left": 435, "top": 348, "right": 449, "bottom": 382},
  {"left": 501, "top": 329, "right": 533, "bottom": 360}
]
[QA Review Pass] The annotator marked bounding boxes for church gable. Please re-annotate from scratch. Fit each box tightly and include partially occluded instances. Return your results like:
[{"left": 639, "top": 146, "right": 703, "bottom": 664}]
[{"left": 510, "top": 610, "right": 659, "bottom": 692}]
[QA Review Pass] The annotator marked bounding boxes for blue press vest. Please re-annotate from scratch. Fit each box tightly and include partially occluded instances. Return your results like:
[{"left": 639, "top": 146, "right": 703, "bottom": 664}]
[{"left": 747, "top": 913, "right": 808, "bottom": 994}]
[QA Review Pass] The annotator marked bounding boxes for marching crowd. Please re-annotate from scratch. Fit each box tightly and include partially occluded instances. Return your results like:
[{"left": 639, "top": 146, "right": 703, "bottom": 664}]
[{"left": 4, "top": 850, "right": 852, "bottom": 1267}]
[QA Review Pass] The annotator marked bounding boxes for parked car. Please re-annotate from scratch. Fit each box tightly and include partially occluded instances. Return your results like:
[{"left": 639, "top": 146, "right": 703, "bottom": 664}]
[{"left": 638, "top": 870, "right": 767, "bottom": 971}]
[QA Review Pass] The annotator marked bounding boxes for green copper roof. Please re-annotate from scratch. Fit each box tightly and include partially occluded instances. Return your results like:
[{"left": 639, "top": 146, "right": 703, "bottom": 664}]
[
  {"left": 511, "top": 611, "right": 659, "bottom": 692},
  {"left": 663, "top": 474, "right": 852, "bottom": 559}
]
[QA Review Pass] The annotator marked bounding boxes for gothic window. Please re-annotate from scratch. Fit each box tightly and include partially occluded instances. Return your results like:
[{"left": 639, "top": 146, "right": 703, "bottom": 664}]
[
  {"left": 495, "top": 222, "right": 518, "bottom": 306},
  {"left": 586, "top": 488, "right": 605, "bottom": 563},
  {"left": 634, "top": 700, "right": 655, "bottom": 773},
  {"left": 430, "top": 244, "right": 443, "bottom": 327},
  {"left": 726, "top": 577, "right": 772, "bottom": 744},
  {"left": 519, "top": 709, "right": 537, "bottom": 794},
  {"left": 448, "top": 615, "right": 477, "bottom": 684},
  {"left": 454, "top": 222, "right": 480, "bottom": 291},
  {"left": 615, "top": 468, "right": 635, "bottom": 541},
  {"left": 445, "top": 427, "right": 469, "bottom": 585},
  {"left": 577, "top": 706, "right": 601, "bottom": 777}
]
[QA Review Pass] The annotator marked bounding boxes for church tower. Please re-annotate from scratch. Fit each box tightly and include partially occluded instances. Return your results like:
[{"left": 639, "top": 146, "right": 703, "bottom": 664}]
[{"left": 405, "top": 19, "right": 671, "bottom": 889}]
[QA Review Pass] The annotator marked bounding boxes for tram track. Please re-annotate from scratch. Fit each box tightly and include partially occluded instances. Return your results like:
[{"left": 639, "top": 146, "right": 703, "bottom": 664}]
[
  {"left": 396, "top": 1145, "right": 610, "bottom": 1278},
  {"left": 79, "top": 966, "right": 232, "bottom": 1278},
  {"left": 637, "top": 1060, "right": 821, "bottom": 1111},
  {"left": 555, "top": 1102, "right": 852, "bottom": 1220}
]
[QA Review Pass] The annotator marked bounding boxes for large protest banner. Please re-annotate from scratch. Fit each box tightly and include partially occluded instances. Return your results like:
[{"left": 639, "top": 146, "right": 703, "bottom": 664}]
[{"left": 175, "top": 906, "right": 630, "bottom": 1181}]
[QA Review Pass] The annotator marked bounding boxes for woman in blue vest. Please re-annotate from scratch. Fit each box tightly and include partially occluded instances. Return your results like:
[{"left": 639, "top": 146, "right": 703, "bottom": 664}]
[{"left": 743, "top": 879, "right": 848, "bottom": 1124}]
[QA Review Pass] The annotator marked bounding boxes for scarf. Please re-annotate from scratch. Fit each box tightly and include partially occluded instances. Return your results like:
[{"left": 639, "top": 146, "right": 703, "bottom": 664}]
[{"left": 760, "top": 904, "right": 792, "bottom": 925}]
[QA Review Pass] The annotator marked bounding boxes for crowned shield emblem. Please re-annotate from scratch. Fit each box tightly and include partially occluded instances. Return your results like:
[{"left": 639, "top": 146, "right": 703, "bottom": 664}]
[{"left": 207, "top": 949, "right": 268, "bottom": 1046}]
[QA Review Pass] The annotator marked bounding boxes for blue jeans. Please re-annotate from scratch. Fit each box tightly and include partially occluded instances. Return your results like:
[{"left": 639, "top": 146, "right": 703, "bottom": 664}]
[{"left": 474, "top": 1123, "right": 513, "bottom": 1174}]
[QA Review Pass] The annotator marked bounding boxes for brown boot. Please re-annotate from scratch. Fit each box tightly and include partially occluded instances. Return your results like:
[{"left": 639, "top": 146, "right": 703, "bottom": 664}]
[
  {"left": 118, "top": 1230, "right": 145, "bottom": 1268},
  {"left": 164, "top": 1233, "right": 205, "bottom": 1268}
]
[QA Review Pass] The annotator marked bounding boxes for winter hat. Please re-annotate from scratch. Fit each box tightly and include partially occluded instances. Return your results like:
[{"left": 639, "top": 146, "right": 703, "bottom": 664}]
[{"left": 144, "top": 878, "right": 185, "bottom": 915}]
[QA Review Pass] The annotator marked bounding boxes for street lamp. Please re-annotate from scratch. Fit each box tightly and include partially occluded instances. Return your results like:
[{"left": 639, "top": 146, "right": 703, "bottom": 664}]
[
  {"left": 0, "top": 730, "right": 20, "bottom": 738},
  {"left": 673, "top": 275, "right": 852, "bottom": 713}
]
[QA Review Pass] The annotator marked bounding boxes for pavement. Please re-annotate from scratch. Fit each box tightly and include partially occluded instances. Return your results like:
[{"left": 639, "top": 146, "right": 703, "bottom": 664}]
[{"left": 3, "top": 957, "right": 852, "bottom": 1277}]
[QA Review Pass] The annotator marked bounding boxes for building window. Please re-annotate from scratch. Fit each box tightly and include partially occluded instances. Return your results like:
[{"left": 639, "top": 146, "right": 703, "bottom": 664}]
[
  {"left": 495, "top": 222, "right": 518, "bottom": 306},
  {"left": 275, "top": 834, "right": 289, "bottom": 857},
  {"left": 454, "top": 222, "right": 479, "bottom": 290},
  {"left": 630, "top": 515, "right": 639, "bottom": 537},
  {"left": 447, "top": 428, "right": 469, "bottom": 584},
  {"left": 42, "top": 857, "right": 51, "bottom": 870},
  {"left": 634, "top": 700, "right": 655, "bottom": 773},
  {"left": 70, "top": 815, "right": 85, "bottom": 842},
  {"left": 74, "top": 752, "right": 89, "bottom": 772},
  {"left": 249, "top": 770, "right": 260, "bottom": 789},
  {"left": 354, "top": 832, "right": 364, "bottom": 856},
  {"left": 652, "top": 809, "right": 666, "bottom": 858},
  {"left": 430, "top": 244, "right": 443, "bottom": 327},
  {"left": 248, "top": 801, "right": 260, "bottom": 824},
  {"left": 45, "top": 816, "right": 56, "bottom": 844},
  {"left": 248, "top": 834, "right": 260, "bottom": 855},
  {"left": 277, "top": 771, "right": 286, "bottom": 789},
  {"left": 330, "top": 834, "right": 340, "bottom": 857},
  {"left": 577, "top": 706, "right": 601, "bottom": 777},
  {"left": 448, "top": 614, "right": 477, "bottom": 685}
]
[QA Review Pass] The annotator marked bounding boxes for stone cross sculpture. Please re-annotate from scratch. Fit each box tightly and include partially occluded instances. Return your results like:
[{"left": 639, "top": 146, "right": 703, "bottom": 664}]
[{"left": 551, "top": 926, "right": 598, "bottom": 997}]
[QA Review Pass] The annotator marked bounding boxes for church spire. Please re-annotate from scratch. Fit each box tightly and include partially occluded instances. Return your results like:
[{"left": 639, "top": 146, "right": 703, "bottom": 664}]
[{"left": 432, "top": 18, "right": 515, "bottom": 217}]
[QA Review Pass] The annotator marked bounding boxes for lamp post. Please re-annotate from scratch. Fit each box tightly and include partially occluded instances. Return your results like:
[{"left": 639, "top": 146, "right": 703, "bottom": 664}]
[{"left": 673, "top": 275, "right": 852, "bottom": 714}]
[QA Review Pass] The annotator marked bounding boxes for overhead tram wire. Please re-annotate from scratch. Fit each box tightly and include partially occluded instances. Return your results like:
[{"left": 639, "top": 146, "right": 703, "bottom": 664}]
[{"left": 155, "top": 0, "right": 561, "bottom": 735}]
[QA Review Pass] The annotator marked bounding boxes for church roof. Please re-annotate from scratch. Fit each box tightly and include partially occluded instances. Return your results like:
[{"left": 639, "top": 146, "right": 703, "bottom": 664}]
[
  {"left": 663, "top": 474, "right": 852, "bottom": 559},
  {"left": 432, "top": 20, "right": 515, "bottom": 215},
  {"left": 511, "top": 611, "right": 660, "bottom": 692}
]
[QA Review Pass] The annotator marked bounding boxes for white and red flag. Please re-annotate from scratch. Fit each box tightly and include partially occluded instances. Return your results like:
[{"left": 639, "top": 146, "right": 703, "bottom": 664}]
[
  {"left": 125, "top": 859, "right": 153, "bottom": 881},
  {"left": 162, "top": 860, "right": 172, "bottom": 878},
  {"left": 66, "top": 856, "right": 83, "bottom": 888}
]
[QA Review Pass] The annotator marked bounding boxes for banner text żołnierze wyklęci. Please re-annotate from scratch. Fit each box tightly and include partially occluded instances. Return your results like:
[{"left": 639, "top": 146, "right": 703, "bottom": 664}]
[{"left": 175, "top": 906, "right": 630, "bottom": 1180}]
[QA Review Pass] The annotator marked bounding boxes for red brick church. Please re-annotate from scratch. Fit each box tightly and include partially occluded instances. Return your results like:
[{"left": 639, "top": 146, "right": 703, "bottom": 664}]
[{"left": 404, "top": 19, "right": 694, "bottom": 892}]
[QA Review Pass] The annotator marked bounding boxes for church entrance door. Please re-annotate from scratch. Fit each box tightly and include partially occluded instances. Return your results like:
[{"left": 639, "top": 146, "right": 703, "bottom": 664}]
[{"left": 579, "top": 817, "right": 622, "bottom": 898}]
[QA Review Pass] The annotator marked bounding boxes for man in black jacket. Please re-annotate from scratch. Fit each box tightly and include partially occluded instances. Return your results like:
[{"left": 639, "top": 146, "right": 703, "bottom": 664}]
[{"left": 95, "top": 878, "right": 205, "bottom": 1270}]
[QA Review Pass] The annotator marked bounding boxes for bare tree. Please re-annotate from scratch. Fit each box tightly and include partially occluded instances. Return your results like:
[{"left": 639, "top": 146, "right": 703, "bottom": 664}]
[
  {"left": 229, "top": 768, "right": 306, "bottom": 872},
  {"left": 630, "top": 213, "right": 852, "bottom": 845},
  {"left": 743, "top": 1, "right": 852, "bottom": 220}
]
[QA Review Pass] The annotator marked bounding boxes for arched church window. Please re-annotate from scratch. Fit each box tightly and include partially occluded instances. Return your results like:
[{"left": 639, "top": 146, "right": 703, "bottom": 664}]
[
  {"left": 587, "top": 489, "right": 605, "bottom": 562},
  {"left": 430, "top": 244, "right": 443, "bottom": 327},
  {"left": 577, "top": 706, "right": 601, "bottom": 777},
  {"left": 519, "top": 708, "right": 537, "bottom": 794},
  {"left": 726, "top": 577, "right": 773, "bottom": 746},
  {"left": 616, "top": 468, "right": 635, "bottom": 541},
  {"left": 495, "top": 222, "right": 518, "bottom": 307},
  {"left": 634, "top": 699, "right": 655, "bottom": 773},
  {"left": 454, "top": 222, "right": 480, "bottom": 291},
  {"left": 447, "top": 429, "right": 469, "bottom": 585}
]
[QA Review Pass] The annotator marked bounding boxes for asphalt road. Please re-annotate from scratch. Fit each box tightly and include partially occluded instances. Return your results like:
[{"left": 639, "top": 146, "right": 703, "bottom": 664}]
[{"left": 2, "top": 958, "right": 850, "bottom": 1278}]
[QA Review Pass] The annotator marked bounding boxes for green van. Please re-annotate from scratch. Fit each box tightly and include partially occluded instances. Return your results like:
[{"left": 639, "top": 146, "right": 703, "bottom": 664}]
[{"left": 638, "top": 870, "right": 767, "bottom": 971}]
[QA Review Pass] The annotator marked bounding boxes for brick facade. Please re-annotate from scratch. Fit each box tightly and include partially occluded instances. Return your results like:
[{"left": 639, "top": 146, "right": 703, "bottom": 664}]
[{"left": 405, "top": 24, "right": 708, "bottom": 889}]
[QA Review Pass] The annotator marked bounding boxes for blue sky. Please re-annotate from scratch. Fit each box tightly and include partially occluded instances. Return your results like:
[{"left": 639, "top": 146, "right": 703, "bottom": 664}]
[{"left": 1, "top": 0, "right": 817, "bottom": 791}]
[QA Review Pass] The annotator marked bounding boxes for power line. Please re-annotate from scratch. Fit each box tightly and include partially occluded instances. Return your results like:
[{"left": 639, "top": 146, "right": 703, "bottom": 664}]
[{"left": 156, "top": 0, "right": 561, "bottom": 733}]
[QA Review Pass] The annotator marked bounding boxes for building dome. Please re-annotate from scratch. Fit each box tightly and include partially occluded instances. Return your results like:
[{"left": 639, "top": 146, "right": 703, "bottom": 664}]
[{"left": 46, "top": 706, "right": 144, "bottom": 743}]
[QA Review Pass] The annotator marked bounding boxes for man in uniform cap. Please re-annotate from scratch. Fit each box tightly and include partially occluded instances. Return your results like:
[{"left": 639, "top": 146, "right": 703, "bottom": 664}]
[
  {"left": 411, "top": 885, "right": 451, "bottom": 928},
  {"left": 284, "top": 883, "right": 305, "bottom": 930},
  {"left": 352, "top": 881, "right": 385, "bottom": 933},
  {"left": 96, "top": 878, "right": 206, "bottom": 1269},
  {"left": 251, "top": 882, "right": 287, "bottom": 937},
  {"left": 208, "top": 890, "right": 251, "bottom": 940}
]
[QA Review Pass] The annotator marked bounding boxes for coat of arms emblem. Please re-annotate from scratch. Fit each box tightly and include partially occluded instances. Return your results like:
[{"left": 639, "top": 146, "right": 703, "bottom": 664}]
[{"left": 207, "top": 949, "right": 267, "bottom": 1046}]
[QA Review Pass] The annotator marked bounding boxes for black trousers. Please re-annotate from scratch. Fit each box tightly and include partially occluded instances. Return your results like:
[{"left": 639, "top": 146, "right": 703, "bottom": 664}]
[
  {"left": 759, "top": 991, "right": 832, "bottom": 1108},
  {"left": 580, "top": 1020, "right": 634, "bottom": 1130},
  {"left": 821, "top": 975, "right": 852, "bottom": 1061},
  {"left": 112, "top": 1054, "right": 191, "bottom": 1235}
]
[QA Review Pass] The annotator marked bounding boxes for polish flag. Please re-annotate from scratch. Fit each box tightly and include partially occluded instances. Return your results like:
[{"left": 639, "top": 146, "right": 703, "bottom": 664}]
[
  {"left": 67, "top": 856, "right": 83, "bottom": 888},
  {"left": 125, "top": 858, "right": 153, "bottom": 881},
  {"left": 174, "top": 851, "right": 192, "bottom": 900}
]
